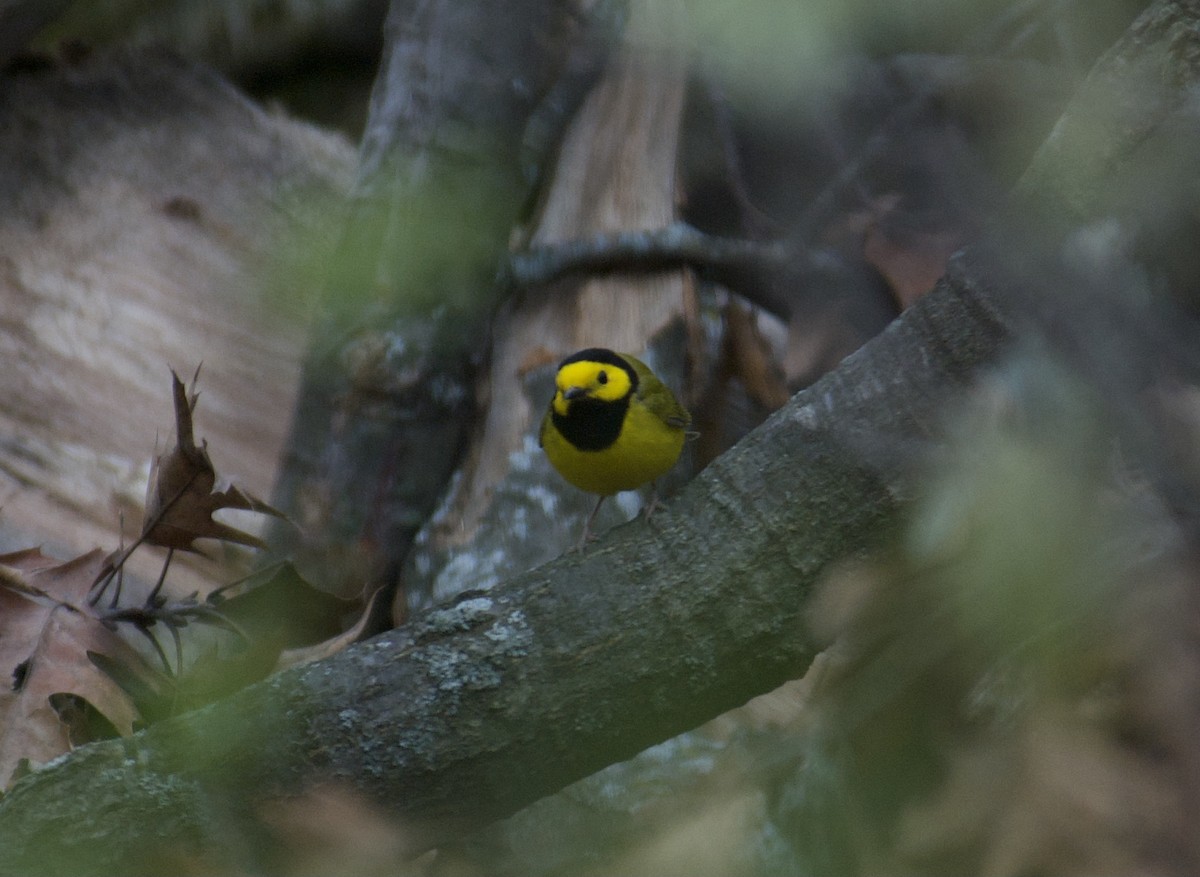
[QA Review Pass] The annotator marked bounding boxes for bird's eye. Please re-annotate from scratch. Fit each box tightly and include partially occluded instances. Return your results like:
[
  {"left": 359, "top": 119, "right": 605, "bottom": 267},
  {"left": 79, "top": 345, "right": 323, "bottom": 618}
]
[{"left": 597, "top": 371, "right": 608, "bottom": 385}]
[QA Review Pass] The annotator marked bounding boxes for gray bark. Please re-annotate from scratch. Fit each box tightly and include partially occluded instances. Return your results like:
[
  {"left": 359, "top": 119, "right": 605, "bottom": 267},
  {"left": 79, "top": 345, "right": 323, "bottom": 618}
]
[
  {"left": 0, "top": 257, "right": 1008, "bottom": 875},
  {"left": 268, "top": 0, "right": 581, "bottom": 601}
]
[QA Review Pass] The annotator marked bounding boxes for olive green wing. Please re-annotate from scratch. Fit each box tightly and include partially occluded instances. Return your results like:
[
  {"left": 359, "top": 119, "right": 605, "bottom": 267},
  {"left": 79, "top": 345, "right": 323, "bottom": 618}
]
[{"left": 620, "top": 353, "right": 691, "bottom": 430}]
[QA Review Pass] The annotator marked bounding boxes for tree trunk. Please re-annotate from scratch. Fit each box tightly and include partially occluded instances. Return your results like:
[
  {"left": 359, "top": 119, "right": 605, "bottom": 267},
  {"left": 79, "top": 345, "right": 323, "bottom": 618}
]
[{"left": 268, "top": 0, "right": 580, "bottom": 602}]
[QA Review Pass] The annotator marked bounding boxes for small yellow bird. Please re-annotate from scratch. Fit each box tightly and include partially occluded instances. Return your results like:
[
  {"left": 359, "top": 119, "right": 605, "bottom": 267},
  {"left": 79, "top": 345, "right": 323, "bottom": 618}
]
[{"left": 539, "top": 348, "right": 691, "bottom": 545}]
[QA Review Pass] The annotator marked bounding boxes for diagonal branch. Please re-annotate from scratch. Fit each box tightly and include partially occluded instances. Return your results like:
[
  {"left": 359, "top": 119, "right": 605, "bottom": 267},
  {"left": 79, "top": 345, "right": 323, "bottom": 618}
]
[{"left": 0, "top": 257, "right": 1010, "bottom": 874}]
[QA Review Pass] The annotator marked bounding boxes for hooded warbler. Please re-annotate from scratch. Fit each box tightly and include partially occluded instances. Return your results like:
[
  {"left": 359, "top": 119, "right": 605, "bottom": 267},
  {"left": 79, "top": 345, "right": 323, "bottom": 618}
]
[{"left": 539, "top": 348, "right": 691, "bottom": 544}]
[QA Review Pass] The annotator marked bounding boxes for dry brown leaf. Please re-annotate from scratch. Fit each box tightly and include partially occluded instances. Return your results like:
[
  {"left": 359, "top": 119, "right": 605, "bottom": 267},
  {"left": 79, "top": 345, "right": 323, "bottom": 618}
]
[
  {"left": 858, "top": 196, "right": 963, "bottom": 309},
  {"left": 275, "top": 586, "right": 384, "bottom": 671},
  {"left": 722, "top": 299, "right": 790, "bottom": 410},
  {"left": 0, "top": 548, "right": 141, "bottom": 786},
  {"left": 824, "top": 193, "right": 963, "bottom": 309},
  {"left": 89, "top": 562, "right": 363, "bottom": 722},
  {"left": 143, "top": 370, "right": 286, "bottom": 551},
  {"left": 863, "top": 223, "right": 962, "bottom": 309}
]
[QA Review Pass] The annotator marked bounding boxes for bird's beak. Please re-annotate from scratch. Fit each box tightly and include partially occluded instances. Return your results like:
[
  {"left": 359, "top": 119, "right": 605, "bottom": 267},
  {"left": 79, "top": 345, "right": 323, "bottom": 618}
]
[{"left": 563, "top": 387, "right": 586, "bottom": 401}]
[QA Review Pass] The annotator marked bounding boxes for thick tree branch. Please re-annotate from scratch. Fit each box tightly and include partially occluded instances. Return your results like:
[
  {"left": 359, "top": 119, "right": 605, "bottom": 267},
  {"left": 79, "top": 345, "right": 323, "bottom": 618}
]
[
  {"left": 0, "top": 258, "right": 1009, "bottom": 875},
  {"left": 1017, "top": 0, "right": 1200, "bottom": 224}
]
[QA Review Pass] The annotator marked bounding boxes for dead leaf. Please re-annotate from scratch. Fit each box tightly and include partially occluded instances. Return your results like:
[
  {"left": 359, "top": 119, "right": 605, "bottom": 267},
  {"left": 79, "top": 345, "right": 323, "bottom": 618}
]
[
  {"left": 142, "top": 369, "right": 286, "bottom": 552},
  {"left": 91, "top": 637, "right": 279, "bottom": 726},
  {"left": 722, "top": 299, "right": 790, "bottom": 410},
  {"left": 276, "top": 586, "right": 384, "bottom": 670},
  {"left": 93, "top": 563, "right": 366, "bottom": 720},
  {"left": 48, "top": 692, "right": 121, "bottom": 747},
  {"left": 823, "top": 193, "right": 963, "bottom": 309},
  {"left": 863, "top": 223, "right": 961, "bottom": 308},
  {"left": 212, "top": 562, "right": 359, "bottom": 649},
  {"left": 0, "top": 548, "right": 142, "bottom": 786},
  {"left": 858, "top": 196, "right": 963, "bottom": 308}
]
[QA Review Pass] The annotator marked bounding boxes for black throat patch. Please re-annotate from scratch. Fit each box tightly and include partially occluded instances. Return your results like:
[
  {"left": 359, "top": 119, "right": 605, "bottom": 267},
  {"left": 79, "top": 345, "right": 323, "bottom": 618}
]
[{"left": 552, "top": 395, "right": 630, "bottom": 451}]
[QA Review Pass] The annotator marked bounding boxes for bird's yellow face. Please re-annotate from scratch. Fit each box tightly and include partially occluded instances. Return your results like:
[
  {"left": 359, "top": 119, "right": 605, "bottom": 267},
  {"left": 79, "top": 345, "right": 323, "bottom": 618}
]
[{"left": 552, "top": 359, "right": 633, "bottom": 416}]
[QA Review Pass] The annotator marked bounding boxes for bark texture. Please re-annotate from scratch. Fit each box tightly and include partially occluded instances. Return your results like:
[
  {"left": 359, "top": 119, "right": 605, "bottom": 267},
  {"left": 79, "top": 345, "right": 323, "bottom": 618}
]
[
  {"left": 0, "top": 258, "right": 1009, "bottom": 874},
  {"left": 269, "top": 0, "right": 580, "bottom": 601}
]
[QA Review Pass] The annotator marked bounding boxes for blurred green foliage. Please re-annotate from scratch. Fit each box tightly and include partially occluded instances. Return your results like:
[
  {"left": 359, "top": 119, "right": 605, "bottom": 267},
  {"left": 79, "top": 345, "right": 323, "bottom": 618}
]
[{"left": 682, "top": 0, "right": 1146, "bottom": 109}]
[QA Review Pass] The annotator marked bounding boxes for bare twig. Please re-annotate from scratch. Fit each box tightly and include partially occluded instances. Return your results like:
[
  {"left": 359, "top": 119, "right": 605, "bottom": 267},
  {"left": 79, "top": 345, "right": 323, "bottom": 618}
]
[
  {"left": 88, "top": 469, "right": 201, "bottom": 607},
  {"left": 508, "top": 220, "right": 790, "bottom": 285},
  {"left": 99, "top": 596, "right": 250, "bottom": 677},
  {"left": 145, "top": 548, "right": 175, "bottom": 608}
]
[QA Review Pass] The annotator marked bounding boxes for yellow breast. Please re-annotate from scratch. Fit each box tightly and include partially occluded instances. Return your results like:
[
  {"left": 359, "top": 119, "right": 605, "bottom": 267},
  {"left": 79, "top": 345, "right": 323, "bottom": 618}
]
[{"left": 541, "top": 399, "right": 686, "bottom": 496}]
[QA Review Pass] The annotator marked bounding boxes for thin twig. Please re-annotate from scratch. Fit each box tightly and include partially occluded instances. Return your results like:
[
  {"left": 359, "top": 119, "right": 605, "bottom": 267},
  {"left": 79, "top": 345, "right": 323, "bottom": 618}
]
[
  {"left": 164, "top": 619, "right": 184, "bottom": 677},
  {"left": 179, "top": 603, "right": 251, "bottom": 644},
  {"left": 146, "top": 548, "right": 174, "bottom": 608},
  {"left": 109, "top": 514, "right": 126, "bottom": 610},
  {"left": 128, "top": 621, "right": 174, "bottom": 676},
  {"left": 206, "top": 558, "right": 290, "bottom": 602},
  {"left": 89, "top": 468, "right": 201, "bottom": 606}
]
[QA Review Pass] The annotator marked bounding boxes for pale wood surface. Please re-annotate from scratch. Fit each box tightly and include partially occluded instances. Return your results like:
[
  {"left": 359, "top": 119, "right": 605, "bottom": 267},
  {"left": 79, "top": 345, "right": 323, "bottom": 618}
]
[
  {"left": 397, "top": 0, "right": 696, "bottom": 612},
  {"left": 0, "top": 49, "right": 355, "bottom": 592}
]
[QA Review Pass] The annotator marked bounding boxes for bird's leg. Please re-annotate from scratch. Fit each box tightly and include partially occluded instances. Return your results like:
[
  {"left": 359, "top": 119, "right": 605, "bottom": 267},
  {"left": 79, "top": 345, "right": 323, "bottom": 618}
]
[
  {"left": 576, "top": 495, "right": 607, "bottom": 549},
  {"left": 642, "top": 481, "right": 663, "bottom": 521}
]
